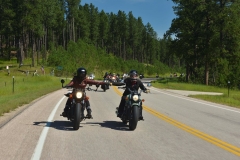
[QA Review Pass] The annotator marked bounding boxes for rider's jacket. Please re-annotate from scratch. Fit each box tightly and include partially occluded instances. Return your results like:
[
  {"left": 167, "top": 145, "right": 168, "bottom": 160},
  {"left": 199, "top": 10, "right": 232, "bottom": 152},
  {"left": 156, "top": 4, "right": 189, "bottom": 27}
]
[
  {"left": 103, "top": 75, "right": 110, "bottom": 79},
  {"left": 122, "top": 77, "right": 146, "bottom": 96},
  {"left": 66, "top": 76, "right": 108, "bottom": 89}
]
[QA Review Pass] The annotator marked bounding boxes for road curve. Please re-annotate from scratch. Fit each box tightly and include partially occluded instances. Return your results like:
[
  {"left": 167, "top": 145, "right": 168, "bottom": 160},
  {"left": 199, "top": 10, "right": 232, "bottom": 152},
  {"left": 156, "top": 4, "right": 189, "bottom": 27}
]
[{"left": 0, "top": 84, "right": 239, "bottom": 160}]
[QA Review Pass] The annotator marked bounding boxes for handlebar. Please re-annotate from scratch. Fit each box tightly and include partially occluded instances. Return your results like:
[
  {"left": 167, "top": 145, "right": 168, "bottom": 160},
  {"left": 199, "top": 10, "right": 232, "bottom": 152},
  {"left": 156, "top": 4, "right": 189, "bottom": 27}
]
[
  {"left": 62, "top": 85, "right": 72, "bottom": 89},
  {"left": 118, "top": 86, "right": 126, "bottom": 89},
  {"left": 118, "top": 86, "right": 150, "bottom": 93}
]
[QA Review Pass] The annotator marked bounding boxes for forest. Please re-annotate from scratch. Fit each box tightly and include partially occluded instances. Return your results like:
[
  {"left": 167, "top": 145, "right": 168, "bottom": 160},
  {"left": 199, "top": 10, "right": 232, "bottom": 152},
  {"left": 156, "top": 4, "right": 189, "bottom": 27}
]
[{"left": 0, "top": 0, "right": 240, "bottom": 88}]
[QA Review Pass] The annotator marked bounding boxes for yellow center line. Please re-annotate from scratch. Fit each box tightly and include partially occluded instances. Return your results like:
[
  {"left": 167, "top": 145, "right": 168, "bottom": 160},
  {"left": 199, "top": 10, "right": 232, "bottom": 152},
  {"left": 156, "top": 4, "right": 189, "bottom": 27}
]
[{"left": 112, "top": 86, "right": 240, "bottom": 156}]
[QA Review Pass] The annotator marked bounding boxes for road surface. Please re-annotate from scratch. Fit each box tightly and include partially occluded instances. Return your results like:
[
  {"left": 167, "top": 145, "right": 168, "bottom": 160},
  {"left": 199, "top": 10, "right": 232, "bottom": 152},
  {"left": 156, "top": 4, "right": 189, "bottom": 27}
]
[{"left": 0, "top": 83, "right": 239, "bottom": 160}]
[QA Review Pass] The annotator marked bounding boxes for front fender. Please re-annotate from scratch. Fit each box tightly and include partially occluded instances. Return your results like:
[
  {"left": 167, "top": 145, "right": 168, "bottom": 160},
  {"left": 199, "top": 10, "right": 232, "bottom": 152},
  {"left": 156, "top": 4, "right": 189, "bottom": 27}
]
[{"left": 131, "top": 103, "right": 140, "bottom": 106}]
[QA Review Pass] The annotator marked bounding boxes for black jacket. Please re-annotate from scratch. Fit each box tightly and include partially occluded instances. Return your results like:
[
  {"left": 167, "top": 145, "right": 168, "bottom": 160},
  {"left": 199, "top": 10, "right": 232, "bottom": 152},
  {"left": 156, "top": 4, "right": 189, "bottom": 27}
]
[{"left": 122, "top": 77, "right": 146, "bottom": 96}]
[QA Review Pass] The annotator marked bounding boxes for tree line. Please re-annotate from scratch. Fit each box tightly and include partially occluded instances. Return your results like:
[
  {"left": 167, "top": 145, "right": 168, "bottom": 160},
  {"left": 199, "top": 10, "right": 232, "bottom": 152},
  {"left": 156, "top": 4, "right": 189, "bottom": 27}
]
[
  {"left": 167, "top": 0, "right": 240, "bottom": 88},
  {"left": 0, "top": 0, "right": 239, "bottom": 88},
  {"left": 0, "top": 0, "right": 177, "bottom": 75}
]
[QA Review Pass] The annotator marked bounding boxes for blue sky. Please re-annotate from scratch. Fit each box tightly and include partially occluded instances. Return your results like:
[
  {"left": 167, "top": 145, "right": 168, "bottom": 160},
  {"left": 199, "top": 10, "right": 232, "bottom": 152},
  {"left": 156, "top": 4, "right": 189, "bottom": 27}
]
[{"left": 80, "top": 0, "right": 176, "bottom": 39}]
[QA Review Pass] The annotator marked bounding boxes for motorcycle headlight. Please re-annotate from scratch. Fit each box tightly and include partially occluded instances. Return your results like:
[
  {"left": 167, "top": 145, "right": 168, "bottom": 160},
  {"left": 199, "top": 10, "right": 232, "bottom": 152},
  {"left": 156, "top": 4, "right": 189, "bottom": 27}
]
[
  {"left": 76, "top": 92, "right": 83, "bottom": 99},
  {"left": 132, "top": 95, "right": 139, "bottom": 101}
]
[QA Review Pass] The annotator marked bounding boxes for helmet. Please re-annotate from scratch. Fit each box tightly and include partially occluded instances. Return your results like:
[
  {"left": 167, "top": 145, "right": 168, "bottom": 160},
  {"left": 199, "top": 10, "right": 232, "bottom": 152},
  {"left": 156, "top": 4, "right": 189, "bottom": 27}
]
[
  {"left": 77, "top": 67, "right": 87, "bottom": 78},
  {"left": 129, "top": 70, "right": 138, "bottom": 80},
  {"left": 105, "top": 72, "right": 109, "bottom": 75}
]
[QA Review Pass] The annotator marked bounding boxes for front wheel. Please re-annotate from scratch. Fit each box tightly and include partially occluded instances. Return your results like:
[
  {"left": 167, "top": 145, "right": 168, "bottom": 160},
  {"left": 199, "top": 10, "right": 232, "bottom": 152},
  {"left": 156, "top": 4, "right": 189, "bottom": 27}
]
[
  {"left": 129, "top": 105, "right": 139, "bottom": 130},
  {"left": 73, "top": 103, "right": 82, "bottom": 130},
  {"left": 122, "top": 119, "right": 128, "bottom": 124}
]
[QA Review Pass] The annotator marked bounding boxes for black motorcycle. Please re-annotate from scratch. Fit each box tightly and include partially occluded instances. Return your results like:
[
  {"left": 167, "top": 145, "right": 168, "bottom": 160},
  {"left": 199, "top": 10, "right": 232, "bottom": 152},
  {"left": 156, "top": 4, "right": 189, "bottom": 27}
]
[
  {"left": 139, "top": 74, "right": 144, "bottom": 79},
  {"left": 60, "top": 79, "right": 91, "bottom": 130},
  {"left": 116, "top": 86, "right": 149, "bottom": 130},
  {"left": 101, "top": 78, "right": 110, "bottom": 92}
]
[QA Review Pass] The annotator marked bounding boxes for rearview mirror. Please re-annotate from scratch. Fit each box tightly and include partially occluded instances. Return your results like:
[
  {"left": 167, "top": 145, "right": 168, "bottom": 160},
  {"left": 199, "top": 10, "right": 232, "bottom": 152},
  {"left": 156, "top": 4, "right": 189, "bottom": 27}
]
[{"left": 61, "top": 79, "right": 65, "bottom": 84}]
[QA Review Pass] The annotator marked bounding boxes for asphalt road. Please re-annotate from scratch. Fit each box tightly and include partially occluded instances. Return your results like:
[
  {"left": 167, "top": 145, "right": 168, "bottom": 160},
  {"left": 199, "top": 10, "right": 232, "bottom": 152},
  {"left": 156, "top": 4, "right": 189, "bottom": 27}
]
[{"left": 0, "top": 80, "right": 240, "bottom": 160}]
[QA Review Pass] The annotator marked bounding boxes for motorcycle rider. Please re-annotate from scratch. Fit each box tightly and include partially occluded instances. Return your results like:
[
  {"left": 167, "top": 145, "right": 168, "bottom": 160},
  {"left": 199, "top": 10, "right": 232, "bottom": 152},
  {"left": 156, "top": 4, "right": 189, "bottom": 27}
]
[
  {"left": 103, "top": 72, "right": 109, "bottom": 79},
  {"left": 117, "top": 69, "right": 148, "bottom": 120},
  {"left": 62, "top": 67, "right": 110, "bottom": 118}
]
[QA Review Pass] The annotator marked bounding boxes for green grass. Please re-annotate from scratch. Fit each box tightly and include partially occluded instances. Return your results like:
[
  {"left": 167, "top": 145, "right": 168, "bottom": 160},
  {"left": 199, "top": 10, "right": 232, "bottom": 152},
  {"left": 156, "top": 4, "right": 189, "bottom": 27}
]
[
  {"left": 152, "top": 78, "right": 240, "bottom": 108},
  {"left": 0, "top": 75, "right": 64, "bottom": 116},
  {"left": 0, "top": 59, "right": 67, "bottom": 116}
]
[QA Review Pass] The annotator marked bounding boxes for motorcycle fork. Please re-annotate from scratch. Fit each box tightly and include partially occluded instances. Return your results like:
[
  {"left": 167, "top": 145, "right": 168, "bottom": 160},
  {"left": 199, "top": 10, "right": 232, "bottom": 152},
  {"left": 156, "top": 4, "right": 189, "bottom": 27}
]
[
  {"left": 130, "top": 102, "right": 140, "bottom": 119},
  {"left": 70, "top": 100, "right": 84, "bottom": 118},
  {"left": 125, "top": 103, "right": 134, "bottom": 120}
]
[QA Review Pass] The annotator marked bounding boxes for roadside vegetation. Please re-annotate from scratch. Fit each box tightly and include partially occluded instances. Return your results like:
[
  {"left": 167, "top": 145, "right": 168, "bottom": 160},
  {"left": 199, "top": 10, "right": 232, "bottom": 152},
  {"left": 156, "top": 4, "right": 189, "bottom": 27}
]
[
  {"left": 152, "top": 78, "right": 240, "bottom": 109},
  {"left": 0, "top": 60, "right": 64, "bottom": 116}
]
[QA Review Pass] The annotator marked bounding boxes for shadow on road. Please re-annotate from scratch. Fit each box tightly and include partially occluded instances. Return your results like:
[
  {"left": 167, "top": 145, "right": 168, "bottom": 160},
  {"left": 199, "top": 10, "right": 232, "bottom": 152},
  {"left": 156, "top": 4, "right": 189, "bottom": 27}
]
[
  {"left": 33, "top": 120, "right": 82, "bottom": 131},
  {"left": 33, "top": 120, "right": 132, "bottom": 131},
  {"left": 87, "top": 121, "right": 131, "bottom": 131}
]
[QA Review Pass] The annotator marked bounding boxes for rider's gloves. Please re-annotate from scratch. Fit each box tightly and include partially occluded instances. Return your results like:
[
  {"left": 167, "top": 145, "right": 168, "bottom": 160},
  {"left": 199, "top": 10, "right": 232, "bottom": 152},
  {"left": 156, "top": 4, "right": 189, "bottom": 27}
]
[{"left": 144, "top": 89, "right": 150, "bottom": 93}]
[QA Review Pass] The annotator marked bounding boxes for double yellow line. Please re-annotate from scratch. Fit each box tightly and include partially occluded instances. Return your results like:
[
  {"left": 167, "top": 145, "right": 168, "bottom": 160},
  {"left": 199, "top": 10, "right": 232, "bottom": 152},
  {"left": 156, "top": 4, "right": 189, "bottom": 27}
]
[{"left": 112, "top": 86, "right": 240, "bottom": 156}]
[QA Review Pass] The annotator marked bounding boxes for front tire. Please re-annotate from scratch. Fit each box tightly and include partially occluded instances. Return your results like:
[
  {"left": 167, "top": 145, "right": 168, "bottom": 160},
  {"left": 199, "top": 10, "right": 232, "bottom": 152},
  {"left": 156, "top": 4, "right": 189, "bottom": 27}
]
[
  {"left": 129, "top": 105, "right": 139, "bottom": 130},
  {"left": 122, "top": 120, "right": 128, "bottom": 124},
  {"left": 73, "top": 103, "right": 82, "bottom": 130}
]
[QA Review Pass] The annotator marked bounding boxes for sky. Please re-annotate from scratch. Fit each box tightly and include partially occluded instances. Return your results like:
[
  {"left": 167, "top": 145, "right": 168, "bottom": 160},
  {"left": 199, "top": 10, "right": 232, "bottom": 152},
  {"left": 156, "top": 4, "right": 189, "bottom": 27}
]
[{"left": 80, "top": 0, "right": 176, "bottom": 39}]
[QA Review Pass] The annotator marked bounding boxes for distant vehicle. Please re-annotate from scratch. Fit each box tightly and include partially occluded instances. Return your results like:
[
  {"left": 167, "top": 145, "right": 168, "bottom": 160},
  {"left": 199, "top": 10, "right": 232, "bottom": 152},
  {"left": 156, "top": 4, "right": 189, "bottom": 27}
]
[
  {"left": 139, "top": 74, "right": 144, "bottom": 79},
  {"left": 87, "top": 73, "right": 95, "bottom": 80},
  {"left": 109, "top": 73, "right": 118, "bottom": 82},
  {"left": 122, "top": 73, "right": 128, "bottom": 79},
  {"left": 101, "top": 78, "right": 110, "bottom": 92}
]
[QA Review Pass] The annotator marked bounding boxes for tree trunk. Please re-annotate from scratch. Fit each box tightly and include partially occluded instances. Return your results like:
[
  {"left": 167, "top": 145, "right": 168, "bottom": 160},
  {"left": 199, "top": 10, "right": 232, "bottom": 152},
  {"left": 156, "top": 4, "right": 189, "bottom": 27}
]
[
  {"left": 73, "top": 17, "right": 75, "bottom": 42},
  {"left": 32, "top": 36, "right": 36, "bottom": 67},
  {"left": 186, "top": 62, "right": 189, "bottom": 82},
  {"left": 205, "top": 53, "right": 209, "bottom": 85}
]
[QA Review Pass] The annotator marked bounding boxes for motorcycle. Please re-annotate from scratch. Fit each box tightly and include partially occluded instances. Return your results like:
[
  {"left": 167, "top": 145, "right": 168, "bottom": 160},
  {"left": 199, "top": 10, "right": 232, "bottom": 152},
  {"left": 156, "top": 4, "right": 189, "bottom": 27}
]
[
  {"left": 139, "top": 74, "right": 144, "bottom": 79},
  {"left": 109, "top": 74, "right": 118, "bottom": 82},
  {"left": 60, "top": 79, "right": 92, "bottom": 130},
  {"left": 101, "top": 78, "right": 110, "bottom": 92},
  {"left": 116, "top": 86, "right": 150, "bottom": 130}
]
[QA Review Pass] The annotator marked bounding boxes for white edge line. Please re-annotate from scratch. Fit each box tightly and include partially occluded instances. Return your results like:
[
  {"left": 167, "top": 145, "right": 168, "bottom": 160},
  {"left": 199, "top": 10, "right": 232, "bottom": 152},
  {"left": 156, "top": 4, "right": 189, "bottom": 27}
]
[
  {"left": 31, "top": 96, "right": 66, "bottom": 160},
  {"left": 150, "top": 87, "right": 240, "bottom": 114}
]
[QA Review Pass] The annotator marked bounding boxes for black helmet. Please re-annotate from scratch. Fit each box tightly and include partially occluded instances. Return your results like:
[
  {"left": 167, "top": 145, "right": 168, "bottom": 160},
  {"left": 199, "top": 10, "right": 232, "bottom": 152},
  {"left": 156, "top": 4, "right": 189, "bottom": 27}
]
[
  {"left": 105, "top": 72, "right": 109, "bottom": 75},
  {"left": 77, "top": 67, "right": 87, "bottom": 78},
  {"left": 129, "top": 70, "right": 138, "bottom": 80}
]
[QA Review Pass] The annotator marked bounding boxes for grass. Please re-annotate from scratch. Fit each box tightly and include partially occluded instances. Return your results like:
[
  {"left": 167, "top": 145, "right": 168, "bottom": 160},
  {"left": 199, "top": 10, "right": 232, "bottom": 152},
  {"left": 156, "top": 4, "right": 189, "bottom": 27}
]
[
  {"left": 151, "top": 78, "right": 240, "bottom": 109},
  {"left": 0, "top": 59, "right": 69, "bottom": 116},
  {"left": 0, "top": 75, "right": 65, "bottom": 116}
]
